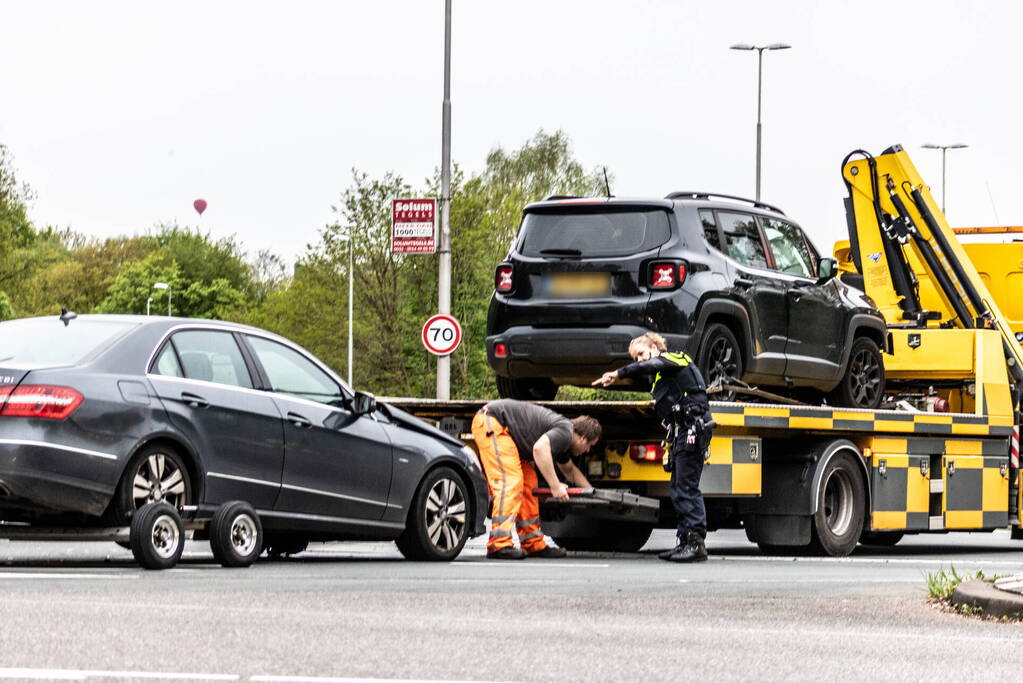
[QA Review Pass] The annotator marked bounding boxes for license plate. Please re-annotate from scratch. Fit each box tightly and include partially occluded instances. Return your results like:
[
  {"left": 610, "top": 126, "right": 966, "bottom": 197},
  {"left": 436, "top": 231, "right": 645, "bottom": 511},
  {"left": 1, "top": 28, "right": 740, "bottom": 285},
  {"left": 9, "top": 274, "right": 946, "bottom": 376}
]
[{"left": 545, "top": 272, "right": 611, "bottom": 298}]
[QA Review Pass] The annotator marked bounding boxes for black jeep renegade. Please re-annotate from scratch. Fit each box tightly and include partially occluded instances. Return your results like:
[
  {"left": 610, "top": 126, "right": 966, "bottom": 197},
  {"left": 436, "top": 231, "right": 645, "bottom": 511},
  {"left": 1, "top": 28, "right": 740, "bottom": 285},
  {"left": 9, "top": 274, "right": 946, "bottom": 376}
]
[{"left": 486, "top": 192, "right": 888, "bottom": 409}]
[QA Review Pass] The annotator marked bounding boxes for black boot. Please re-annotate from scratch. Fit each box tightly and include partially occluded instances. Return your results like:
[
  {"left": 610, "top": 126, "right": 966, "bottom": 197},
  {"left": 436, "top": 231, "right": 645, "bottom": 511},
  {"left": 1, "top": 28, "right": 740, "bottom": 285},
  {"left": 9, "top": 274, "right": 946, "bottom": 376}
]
[
  {"left": 658, "top": 545, "right": 681, "bottom": 561},
  {"left": 668, "top": 531, "right": 708, "bottom": 563}
]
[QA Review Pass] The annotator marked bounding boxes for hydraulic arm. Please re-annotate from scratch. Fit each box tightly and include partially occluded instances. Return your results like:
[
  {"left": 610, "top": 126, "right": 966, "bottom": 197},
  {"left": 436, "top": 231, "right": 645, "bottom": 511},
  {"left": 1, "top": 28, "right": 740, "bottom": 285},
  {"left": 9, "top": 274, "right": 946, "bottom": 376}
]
[{"left": 841, "top": 145, "right": 1023, "bottom": 388}]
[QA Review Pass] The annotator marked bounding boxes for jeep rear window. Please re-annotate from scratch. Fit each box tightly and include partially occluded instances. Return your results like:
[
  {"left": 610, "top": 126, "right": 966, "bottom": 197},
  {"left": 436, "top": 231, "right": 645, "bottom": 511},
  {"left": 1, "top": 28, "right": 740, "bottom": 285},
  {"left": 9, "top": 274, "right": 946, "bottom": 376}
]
[{"left": 518, "top": 209, "right": 671, "bottom": 258}]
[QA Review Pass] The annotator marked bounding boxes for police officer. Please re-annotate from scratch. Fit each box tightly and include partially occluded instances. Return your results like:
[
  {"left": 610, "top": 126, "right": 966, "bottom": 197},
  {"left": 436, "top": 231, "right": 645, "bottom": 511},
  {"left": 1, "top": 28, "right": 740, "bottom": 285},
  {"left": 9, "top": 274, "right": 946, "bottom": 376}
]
[{"left": 593, "top": 333, "right": 713, "bottom": 562}]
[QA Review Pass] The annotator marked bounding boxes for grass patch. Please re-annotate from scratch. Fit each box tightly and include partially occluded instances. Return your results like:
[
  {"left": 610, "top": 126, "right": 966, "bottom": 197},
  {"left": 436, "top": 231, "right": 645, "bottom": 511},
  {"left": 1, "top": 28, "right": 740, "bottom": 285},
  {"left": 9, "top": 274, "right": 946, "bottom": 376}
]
[{"left": 924, "top": 566, "right": 986, "bottom": 600}]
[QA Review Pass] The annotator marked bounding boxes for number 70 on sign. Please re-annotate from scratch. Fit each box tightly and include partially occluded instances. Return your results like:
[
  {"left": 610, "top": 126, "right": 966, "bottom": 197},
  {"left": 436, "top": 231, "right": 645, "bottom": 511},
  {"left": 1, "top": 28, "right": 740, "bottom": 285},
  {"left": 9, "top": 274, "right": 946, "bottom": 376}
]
[{"left": 421, "top": 314, "right": 462, "bottom": 356}]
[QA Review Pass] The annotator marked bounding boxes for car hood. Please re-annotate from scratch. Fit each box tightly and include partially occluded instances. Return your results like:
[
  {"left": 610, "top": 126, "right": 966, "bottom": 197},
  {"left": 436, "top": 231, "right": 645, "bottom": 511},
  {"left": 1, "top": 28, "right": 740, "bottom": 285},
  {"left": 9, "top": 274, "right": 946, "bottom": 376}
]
[{"left": 381, "top": 403, "right": 464, "bottom": 449}]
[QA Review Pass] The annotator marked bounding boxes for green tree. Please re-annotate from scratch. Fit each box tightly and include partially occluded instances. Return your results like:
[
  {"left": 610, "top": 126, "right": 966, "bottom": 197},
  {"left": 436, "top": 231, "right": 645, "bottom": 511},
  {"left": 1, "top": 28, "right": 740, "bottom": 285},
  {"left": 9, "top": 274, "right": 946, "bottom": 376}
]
[
  {"left": 0, "top": 291, "right": 13, "bottom": 321},
  {"left": 96, "top": 255, "right": 182, "bottom": 315}
]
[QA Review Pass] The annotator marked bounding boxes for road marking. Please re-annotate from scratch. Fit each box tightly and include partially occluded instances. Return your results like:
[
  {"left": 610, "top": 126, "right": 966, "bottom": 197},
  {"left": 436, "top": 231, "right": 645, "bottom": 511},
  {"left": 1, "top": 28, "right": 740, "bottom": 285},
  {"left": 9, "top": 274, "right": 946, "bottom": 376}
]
[
  {"left": 0, "top": 668, "right": 236, "bottom": 680},
  {"left": 451, "top": 562, "right": 610, "bottom": 568},
  {"left": 0, "top": 572, "right": 138, "bottom": 580},
  {"left": 711, "top": 555, "right": 1023, "bottom": 567},
  {"left": 250, "top": 677, "right": 508, "bottom": 683}
]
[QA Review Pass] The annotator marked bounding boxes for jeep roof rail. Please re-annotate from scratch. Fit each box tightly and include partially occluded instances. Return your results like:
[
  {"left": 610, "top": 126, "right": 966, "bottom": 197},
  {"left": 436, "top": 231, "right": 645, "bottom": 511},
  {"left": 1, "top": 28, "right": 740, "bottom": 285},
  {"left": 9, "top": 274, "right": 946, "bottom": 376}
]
[
  {"left": 665, "top": 191, "right": 785, "bottom": 216},
  {"left": 543, "top": 194, "right": 584, "bottom": 201}
]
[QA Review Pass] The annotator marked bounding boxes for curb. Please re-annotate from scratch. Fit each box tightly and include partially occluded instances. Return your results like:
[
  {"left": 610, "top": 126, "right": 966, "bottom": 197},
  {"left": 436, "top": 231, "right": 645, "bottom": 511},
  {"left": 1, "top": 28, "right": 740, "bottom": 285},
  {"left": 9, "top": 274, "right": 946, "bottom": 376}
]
[{"left": 951, "top": 579, "right": 1023, "bottom": 619}]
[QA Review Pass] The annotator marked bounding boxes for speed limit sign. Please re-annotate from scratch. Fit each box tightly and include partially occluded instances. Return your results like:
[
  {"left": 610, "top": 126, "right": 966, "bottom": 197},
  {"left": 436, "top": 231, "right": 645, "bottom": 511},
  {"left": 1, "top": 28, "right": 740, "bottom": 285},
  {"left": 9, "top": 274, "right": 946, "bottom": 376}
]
[{"left": 421, "top": 314, "right": 462, "bottom": 356}]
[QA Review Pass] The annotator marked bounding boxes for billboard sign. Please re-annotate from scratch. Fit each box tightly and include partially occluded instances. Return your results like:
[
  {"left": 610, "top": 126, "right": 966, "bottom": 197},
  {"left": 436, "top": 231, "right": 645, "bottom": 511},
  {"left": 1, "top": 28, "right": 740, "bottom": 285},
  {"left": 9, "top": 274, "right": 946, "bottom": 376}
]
[{"left": 392, "top": 199, "right": 437, "bottom": 254}]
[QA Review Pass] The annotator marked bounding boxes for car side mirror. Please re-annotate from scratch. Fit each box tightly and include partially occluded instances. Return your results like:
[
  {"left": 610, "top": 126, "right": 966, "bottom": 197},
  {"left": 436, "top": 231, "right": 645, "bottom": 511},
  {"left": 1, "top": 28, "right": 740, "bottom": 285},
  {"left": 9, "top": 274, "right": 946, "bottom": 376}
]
[
  {"left": 352, "top": 391, "right": 377, "bottom": 416},
  {"left": 817, "top": 257, "right": 837, "bottom": 283}
]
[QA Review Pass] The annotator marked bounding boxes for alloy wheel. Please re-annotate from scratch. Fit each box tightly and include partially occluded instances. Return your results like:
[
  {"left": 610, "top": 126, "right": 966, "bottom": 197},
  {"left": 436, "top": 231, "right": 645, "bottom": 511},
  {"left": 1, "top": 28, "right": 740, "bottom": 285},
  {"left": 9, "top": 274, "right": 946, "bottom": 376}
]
[
  {"left": 848, "top": 348, "right": 882, "bottom": 408},
  {"left": 706, "top": 336, "right": 739, "bottom": 399},
  {"left": 150, "top": 513, "right": 182, "bottom": 559},
  {"left": 230, "top": 514, "right": 259, "bottom": 557},
  {"left": 132, "top": 453, "right": 187, "bottom": 510},
  {"left": 425, "top": 477, "right": 466, "bottom": 552}
]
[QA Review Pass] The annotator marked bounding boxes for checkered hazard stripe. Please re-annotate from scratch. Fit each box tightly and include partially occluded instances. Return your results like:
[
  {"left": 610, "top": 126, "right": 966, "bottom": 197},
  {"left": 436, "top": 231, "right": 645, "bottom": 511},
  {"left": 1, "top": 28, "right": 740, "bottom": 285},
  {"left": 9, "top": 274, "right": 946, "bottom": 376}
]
[{"left": 710, "top": 404, "right": 1014, "bottom": 437}]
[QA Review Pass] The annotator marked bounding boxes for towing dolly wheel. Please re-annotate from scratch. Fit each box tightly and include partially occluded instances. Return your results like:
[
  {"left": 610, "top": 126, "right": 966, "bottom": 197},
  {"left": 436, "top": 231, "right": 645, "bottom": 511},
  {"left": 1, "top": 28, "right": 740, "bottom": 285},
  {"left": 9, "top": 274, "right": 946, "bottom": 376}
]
[
  {"left": 210, "top": 501, "right": 262, "bottom": 568},
  {"left": 129, "top": 502, "right": 185, "bottom": 570}
]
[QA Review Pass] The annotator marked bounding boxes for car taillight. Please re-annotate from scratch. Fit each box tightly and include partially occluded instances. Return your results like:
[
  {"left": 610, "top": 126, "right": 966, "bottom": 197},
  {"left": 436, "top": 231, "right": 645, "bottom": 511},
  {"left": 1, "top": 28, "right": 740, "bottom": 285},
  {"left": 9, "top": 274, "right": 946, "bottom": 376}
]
[
  {"left": 495, "top": 264, "right": 514, "bottom": 293},
  {"left": 629, "top": 443, "right": 664, "bottom": 462},
  {"left": 649, "top": 261, "right": 686, "bottom": 290},
  {"left": 494, "top": 342, "right": 508, "bottom": 358},
  {"left": 0, "top": 385, "right": 84, "bottom": 420}
]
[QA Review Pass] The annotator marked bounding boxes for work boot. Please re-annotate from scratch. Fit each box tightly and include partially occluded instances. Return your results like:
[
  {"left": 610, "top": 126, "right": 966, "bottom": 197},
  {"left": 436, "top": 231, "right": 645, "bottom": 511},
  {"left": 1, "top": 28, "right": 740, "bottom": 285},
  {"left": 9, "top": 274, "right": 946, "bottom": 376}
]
[
  {"left": 527, "top": 546, "right": 567, "bottom": 559},
  {"left": 658, "top": 544, "right": 682, "bottom": 561},
  {"left": 486, "top": 546, "right": 526, "bottom": 560},
  {"left": 667, "top": 532, "right": 708, "bottom": 563}
]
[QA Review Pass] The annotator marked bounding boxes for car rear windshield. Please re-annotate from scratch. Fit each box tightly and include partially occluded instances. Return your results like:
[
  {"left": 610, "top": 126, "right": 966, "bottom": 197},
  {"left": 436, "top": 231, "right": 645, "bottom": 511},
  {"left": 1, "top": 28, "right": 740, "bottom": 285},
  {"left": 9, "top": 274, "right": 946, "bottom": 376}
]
[
  {"left": 518, "top": 209, "right": 671, "bottom": 258},
  {"left": 0, "top": 318, "right": 136, "bottom": 367}
]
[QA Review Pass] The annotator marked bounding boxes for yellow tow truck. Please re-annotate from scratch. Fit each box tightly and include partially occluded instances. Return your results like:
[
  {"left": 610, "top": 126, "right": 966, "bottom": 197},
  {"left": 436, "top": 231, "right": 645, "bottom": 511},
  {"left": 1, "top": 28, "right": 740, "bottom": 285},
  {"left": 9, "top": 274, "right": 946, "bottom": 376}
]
[{"left": 393, "top": 146, "right": 1022, "bottom": 556}]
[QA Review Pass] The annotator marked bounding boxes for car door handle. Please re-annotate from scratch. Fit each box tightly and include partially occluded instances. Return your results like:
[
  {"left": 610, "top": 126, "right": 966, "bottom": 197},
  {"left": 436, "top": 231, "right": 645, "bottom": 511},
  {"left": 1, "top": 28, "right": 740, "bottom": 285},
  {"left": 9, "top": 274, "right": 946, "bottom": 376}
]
[
  {"left": 287, "top": 412, "right": 312, "bottom": 428},
  {"left": 181, "top": 392, "right": 210, "bottom": 409},
  {"left": 735, "top": 277, "right": 754, "bottom": 288},
  {"left": 787, "top": 288, "right": 803, "bottom": 300}
]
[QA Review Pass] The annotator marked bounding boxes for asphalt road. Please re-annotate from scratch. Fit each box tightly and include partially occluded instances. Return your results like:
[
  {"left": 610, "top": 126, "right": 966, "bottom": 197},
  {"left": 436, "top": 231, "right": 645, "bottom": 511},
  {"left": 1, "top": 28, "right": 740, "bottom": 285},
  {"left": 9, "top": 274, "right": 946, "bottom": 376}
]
[{"left": 0, "top": 529, "right": 1020, "bottom": 682}]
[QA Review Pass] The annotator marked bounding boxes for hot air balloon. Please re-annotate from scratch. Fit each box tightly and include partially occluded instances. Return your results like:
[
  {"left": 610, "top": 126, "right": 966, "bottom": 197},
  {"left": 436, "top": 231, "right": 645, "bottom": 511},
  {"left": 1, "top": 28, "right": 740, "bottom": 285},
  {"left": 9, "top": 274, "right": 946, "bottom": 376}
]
[{"left": 193, "top": 199, "right": 207, "bottom": 216}]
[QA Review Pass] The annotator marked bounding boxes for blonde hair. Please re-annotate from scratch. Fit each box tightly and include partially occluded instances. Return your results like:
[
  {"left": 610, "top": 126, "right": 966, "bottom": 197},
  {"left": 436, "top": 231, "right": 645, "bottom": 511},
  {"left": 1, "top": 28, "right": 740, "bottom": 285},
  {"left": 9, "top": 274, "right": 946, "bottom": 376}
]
[{"left": 629, "top": 332, "right": 667, "bottom": 355}]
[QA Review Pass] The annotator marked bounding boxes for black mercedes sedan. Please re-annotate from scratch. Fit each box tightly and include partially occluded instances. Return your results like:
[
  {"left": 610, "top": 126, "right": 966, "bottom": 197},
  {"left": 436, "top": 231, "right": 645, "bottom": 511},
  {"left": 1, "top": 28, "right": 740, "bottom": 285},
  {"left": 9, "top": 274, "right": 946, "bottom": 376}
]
[{"left": 0, "top": 314, "right": 488, "bottom": 561}]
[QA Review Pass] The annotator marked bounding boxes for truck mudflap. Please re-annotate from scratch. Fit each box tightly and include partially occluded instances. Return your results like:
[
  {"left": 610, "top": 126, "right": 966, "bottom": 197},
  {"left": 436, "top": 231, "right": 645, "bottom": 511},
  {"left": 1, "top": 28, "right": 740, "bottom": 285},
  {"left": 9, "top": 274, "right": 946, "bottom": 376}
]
[{"left": 533, "top": 487, "right": 660, "bottom": 523}]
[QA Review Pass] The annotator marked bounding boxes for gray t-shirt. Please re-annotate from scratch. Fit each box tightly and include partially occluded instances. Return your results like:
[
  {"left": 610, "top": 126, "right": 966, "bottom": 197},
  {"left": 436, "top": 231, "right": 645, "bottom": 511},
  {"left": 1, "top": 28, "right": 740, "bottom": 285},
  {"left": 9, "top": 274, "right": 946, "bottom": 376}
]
[{"left": 485, "top": 399, "right": 573, "bottom": 464}]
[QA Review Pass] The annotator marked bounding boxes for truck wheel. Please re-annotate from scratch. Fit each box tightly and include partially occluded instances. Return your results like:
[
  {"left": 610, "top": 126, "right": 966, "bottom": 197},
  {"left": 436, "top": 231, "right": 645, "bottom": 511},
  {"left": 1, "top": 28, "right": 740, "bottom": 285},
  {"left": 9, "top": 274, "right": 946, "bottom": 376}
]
[
  {"left": 1011, "top": 527, "right": 1023, "bottom": 541},
  {"left": 552, "top": 519, "right": 654, "bottom": 553},
  {"left": 396, "top": 466, "right": 470, "bottom": 561},
  {"left": 809, "top": 452, "right": 865, "bottom": 557},
  {"left": 859, "top": 531, "right": 903, "bottom": 547},
  {"left": 210, "top": 501, "right": 262, "bottom": 568},
  {"left": 129, "top": 502, "right": 185, "bottom": 570},
  {"left": 830, "top": 337, "right": 885, "bottom": 409},
  {"left": 696, "top": 323, "right": 743, "bottom": 401},
  {"left": 496, "top": 376, "right": 558, "bottom": 400}
]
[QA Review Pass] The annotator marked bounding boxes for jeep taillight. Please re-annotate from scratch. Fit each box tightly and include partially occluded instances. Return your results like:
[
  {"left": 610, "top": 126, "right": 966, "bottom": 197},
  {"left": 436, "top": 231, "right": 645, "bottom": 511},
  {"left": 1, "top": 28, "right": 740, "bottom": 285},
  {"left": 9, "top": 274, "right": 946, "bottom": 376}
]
[
  {"left": 0, "top": 385, "right": 84, "bottom": 420},
  {"left": 495, "top": 264, "right": 514, "bottom": 293},
  {"left": 649, "top": 261, "right": 687, "bottom": 290}
]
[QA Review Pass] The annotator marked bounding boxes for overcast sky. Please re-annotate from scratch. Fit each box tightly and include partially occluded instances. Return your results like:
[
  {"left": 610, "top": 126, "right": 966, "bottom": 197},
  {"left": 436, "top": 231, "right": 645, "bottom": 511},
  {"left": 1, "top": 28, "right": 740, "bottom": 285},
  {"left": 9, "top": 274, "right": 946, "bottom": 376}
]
[{"left": 2, "top": 1, "right": 1020, "bottom": 265}]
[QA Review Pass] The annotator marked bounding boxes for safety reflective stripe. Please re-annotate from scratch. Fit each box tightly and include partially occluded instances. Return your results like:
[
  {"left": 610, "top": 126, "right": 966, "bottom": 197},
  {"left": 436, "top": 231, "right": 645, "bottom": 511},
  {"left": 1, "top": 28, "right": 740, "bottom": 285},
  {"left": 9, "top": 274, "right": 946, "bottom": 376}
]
[
  {"left": 516, "top": 517, "right": 540, "bottom": 528},
  {"left": 492, "top": 515, "right": 514, "bottom": 524},
  {"left": 484, "top": 414, "right": 508, "bottom": 519},
  {"left": 663, "top": 351, "right": 691, "bottom": 366},
  {"left": 518, "top": 530, "right": 544, "bottom": 541},
  {"left": 490, "top": 529, "right": 513, "bottom": 538}
]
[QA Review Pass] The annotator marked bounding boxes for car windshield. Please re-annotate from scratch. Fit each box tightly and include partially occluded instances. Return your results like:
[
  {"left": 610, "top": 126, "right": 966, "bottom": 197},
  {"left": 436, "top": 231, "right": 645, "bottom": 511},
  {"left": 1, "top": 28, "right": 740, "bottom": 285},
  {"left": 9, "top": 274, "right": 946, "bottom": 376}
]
[
  {"left": 519, "top": 209, "right": 671, "bottom": 258},
  {"left": 0, "top": 317, "right": 136, "bottom": 367}
]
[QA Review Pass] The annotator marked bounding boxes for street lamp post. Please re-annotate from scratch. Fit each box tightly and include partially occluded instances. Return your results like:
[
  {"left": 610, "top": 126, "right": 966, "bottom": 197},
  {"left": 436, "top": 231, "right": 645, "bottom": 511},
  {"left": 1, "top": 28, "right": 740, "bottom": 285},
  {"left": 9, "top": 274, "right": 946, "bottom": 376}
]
[
  {"left": 921, "top": 143, "right": 968, "bottom": 215},
  {"left": 153, "top": 282, "right": 172, "bottom": 317},
  {"left": 146, "top": 297, "right": 152, "bottom": 316},
  {"left": 347, "top": 226, "right": 354, "bottom": 387},
  {"left": 436, "top": 0, "right": 453, "bottom": 400},
  {"left": 730, "top": 42, "right": 791, "bottom": 201}
]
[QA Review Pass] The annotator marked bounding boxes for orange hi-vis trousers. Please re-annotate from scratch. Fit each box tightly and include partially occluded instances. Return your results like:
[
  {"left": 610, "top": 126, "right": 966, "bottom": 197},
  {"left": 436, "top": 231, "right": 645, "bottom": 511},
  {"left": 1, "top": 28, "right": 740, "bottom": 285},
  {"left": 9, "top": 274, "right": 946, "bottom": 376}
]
[{"left": 471, "top": 411, "right": 549, "bottom": 554}]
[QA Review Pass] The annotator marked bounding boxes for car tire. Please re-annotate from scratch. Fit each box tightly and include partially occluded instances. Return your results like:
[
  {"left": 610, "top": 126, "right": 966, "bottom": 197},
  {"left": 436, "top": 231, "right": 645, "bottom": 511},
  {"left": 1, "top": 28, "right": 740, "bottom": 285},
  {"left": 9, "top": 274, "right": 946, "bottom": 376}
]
[
  {"left": 696, "top": 323, "right": 743, "bottom": 401},
  {"left": 129, "top": 502, "right": 185, "bottom": 570},
  {"left": 395, "top": 466, "right": 471, "bottom": 561},
  {"left": 115, "top": 444, "right": 192, "bottom": 523},
  {"left": 551, "top": 518, "right": 654, "bottom": 553},
  {"left": 495, "top": 376, "right": 558, "bottom": 400},
  {"left": 830, "top": 337, "right": 885, "bottom": 409},
  {"left": 808, "top": 452, "right": 866, "bottom": 557},
  {"left": 859, "top": 531, "right": 903, "bottom": 547},
  {"left": 210, "top": 501, "right": 262, "bottom": 568}
]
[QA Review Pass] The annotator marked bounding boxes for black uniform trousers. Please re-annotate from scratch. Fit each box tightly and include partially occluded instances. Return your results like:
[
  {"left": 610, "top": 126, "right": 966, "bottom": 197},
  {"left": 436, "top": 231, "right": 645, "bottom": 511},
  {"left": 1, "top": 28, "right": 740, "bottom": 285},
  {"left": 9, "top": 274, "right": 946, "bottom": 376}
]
[{"left": 670, "top": 448, "right": 707, "bottom": 540}]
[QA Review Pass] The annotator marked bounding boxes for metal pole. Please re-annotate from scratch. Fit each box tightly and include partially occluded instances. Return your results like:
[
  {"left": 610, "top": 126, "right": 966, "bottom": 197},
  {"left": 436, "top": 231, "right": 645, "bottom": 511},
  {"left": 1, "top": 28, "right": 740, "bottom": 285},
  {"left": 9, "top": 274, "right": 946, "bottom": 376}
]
[
  {"left": 168, "top": 287, "right": 172, "bottom": 317},
  {"left": 437, "top": 0, "right": 453, "bottom": 400},
  {"left": 941, "top": 147, "right": 947, "bottom": 215},
  {"left": 146, "top": 298, "right": 151, "bottom": 316},
  {"left": 755, "top": 48, "right": 763, "bottom": 202},
  {"left": 348, "top": 228, "right": 354, "bottom": 387}
]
